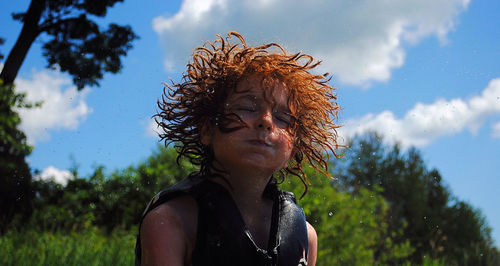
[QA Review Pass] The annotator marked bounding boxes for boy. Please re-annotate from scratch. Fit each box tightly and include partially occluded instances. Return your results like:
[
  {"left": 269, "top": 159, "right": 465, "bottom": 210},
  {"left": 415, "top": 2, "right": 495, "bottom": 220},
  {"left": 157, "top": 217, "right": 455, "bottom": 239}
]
[{"left": 136, "top": 32, "right": 340, "bottom": 266}]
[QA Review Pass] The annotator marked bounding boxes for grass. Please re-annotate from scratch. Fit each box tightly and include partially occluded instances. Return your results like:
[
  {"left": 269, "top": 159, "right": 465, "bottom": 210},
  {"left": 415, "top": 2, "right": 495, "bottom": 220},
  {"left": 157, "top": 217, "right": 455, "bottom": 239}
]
[
  {"left": 0, "top": 228, "right": 136, "bottom": 266},
  {"left": 0, "top": 228, "right": 449, "bottom": 266}
]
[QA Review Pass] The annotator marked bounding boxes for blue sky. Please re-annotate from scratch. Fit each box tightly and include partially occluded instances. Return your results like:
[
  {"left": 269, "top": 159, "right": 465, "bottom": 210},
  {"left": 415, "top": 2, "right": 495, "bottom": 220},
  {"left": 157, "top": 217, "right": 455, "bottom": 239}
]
[{"left": 2, "top": 0, "right": 499, "bottom": 245}]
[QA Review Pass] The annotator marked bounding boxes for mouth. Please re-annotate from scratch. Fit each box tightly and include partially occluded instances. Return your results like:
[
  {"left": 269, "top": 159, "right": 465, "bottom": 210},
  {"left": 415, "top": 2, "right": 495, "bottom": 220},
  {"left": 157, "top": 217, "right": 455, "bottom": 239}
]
[{"left": 247, "top": 139, "right": 272, "bottom": 147}]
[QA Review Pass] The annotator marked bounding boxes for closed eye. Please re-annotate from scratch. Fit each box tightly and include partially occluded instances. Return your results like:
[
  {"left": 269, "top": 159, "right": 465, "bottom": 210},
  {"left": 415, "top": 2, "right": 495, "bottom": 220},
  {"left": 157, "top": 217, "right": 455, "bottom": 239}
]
[
  {"left": 237, "top": 106, "right": 256, "bottom": 112},
  {"left": 274, "top": 112, "right": 293, "bottom": 125}
]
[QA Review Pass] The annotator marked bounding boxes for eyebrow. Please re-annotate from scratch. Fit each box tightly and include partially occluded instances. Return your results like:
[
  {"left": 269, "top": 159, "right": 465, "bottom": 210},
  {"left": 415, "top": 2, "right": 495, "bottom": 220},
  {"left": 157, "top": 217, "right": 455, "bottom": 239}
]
[
  {"left": 228, "top": 91, "right": 291, "bottom": 112},
  {"left": 227, "top": 93, "right": 259, "bottom": 107}
]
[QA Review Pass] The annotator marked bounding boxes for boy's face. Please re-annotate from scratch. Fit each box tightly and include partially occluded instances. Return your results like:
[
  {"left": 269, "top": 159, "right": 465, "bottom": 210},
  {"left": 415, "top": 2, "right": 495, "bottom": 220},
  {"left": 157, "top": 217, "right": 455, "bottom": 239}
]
[{"left": 202, "top": 74, "right": 295, "bottom": 176}]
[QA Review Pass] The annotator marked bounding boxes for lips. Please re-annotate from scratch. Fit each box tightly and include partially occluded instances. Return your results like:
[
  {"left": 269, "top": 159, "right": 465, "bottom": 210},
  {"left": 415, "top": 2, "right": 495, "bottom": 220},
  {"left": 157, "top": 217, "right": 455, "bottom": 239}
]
[{"left": 247, "top": 139, "right": 272, "bottom": 147}]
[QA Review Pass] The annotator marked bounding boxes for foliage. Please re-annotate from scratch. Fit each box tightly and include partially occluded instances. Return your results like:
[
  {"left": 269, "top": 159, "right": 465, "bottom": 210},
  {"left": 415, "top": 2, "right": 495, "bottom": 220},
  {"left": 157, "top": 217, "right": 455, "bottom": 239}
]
[
  {"left": 441, "top": 201, "right": 500, "bottom": 265},
  {"left": 25, "top": 145, "right": 194, "bottom": 233},
  {"left": 1, "top": 0, "right": 138, "bottom": 89},
  {"left": 339, "top": 132, "right": 500, "bottom": 265},
  {"left": 0, "top": 83, "right": 34, "bottom": 232},
  {"left": 0, "top": 37, "right": 5, "bottom": 60},
  {"left": 5, "top": 138, "right": 498, "bottom": 264},
  {"left": 0, "top": 228, "right": 135, "bottom": 266},
  {"left": 0, "top": 0, "right": 136, "bottom": 233},
  {"left": 280, "top": 166, "right": 413, "bottom": 265}
]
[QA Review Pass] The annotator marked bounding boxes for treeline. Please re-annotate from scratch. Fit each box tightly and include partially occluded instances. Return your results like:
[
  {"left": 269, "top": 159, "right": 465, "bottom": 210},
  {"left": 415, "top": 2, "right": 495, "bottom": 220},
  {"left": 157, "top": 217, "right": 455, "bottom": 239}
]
[
  {"left": 338, "top": 133, "right": 498, "bottom": 264},
  {"left": 1, "top": 133, "right": 499, "bottom": 265},
  {"left": 281, "top": 133, "right": 499, "bottom": 265},
  {"left": 18, "top": 147, "right": 194, "bottom": 233}
]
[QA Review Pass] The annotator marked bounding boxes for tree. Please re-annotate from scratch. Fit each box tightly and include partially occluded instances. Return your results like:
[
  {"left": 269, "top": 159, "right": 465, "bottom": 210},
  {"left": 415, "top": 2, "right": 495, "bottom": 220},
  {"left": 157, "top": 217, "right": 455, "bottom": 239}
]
[
  {"left": 0, "top": 37, "right": 5, "bottom": 61},
  {"left": 0, "top": 83, "right": 34, "bottom": 232},
  {"left": 0, "top": 0, "right": 137, "bottom": 232},
  {"left": 27, "top": 145, "right": 195, "bottom": 232},
  {"left": 280, "top": 164, "right": 413, "bottom": 265},
  {"left": 0, "top": 0, "right": 138, "bottom": 89},
  {"left": 340, "top": 132, "right": 499, "bottom": 264}
]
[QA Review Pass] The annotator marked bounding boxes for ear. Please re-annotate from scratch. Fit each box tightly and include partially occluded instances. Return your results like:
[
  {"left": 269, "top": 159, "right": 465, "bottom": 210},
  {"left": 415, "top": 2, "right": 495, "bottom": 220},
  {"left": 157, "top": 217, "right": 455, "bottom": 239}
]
[{"left": 200, "top": 119, "right": 214, "bottom": 146}]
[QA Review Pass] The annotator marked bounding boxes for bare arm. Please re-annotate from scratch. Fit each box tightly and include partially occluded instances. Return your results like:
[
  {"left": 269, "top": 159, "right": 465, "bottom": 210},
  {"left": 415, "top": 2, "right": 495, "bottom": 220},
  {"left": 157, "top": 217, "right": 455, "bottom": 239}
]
[
  {"left": 306, "top": 221, "right": 318, "bottom": 266},
  {"left": 140, "top": 196, "right": 197, "bottom": 266}
]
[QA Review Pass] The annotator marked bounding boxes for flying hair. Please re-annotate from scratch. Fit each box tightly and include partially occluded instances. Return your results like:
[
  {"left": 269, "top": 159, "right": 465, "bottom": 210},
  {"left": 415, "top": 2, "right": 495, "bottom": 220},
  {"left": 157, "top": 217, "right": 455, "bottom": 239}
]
[{"left": 155, "top": 31, "right": 341, "bottom": 197}]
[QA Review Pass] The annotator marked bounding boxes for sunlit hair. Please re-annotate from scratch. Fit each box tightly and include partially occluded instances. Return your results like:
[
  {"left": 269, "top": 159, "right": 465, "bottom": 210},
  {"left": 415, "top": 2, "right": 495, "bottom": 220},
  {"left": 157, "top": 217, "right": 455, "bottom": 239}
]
[{"left": 155, "top": 31, "right": 340, "bottom": 196}]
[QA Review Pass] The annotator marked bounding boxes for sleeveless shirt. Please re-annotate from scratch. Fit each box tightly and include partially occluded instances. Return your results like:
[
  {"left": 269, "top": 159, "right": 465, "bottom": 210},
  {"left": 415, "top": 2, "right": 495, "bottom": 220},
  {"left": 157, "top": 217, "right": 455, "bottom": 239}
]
[{"left": 135, "top": 175, "right": 309, "bottom": 266}]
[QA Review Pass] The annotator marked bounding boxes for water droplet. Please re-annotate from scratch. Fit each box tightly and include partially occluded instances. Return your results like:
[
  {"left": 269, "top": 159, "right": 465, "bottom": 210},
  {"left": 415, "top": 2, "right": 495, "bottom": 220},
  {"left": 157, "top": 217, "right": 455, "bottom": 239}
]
[{"left": 328, "top": 212, "right": 333, "bottom": 217}]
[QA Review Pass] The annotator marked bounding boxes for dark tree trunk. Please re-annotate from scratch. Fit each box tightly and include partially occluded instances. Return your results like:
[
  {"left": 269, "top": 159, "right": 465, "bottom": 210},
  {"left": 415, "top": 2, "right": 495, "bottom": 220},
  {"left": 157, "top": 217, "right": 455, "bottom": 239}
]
[{"left": 0, "top": 0, "right": 45, "bottom": 85}]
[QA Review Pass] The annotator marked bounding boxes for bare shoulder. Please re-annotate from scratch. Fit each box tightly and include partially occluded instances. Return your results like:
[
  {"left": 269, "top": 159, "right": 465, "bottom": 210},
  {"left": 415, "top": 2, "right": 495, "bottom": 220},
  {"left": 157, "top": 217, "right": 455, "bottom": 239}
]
[
  {"left": 140, "top": 194, "right": 198, "bottom": 266},
  {"left": 306, "top": 221, "right": 317, "bottom": 266}
]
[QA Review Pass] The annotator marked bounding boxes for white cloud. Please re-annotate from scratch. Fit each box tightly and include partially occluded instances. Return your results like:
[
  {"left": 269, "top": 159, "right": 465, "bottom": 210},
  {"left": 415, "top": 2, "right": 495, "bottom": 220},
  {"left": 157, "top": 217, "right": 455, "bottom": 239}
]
[
  {"left": 340, "top": 78, "right": 500, "bottom": 148},
  {"left": 492, "top": 122, "right": 500, "bottom": 138},
  {"left": 144, "top": 117, "right": 161, "bottom": 138},
  {"left": 152, "top": 0, "right": 469, "bottom": 86},
  {"left": 13, "top": 69, "right": 92, "bottom": 144},
  {"left": 34, "top": 166, "right": 73, "bottom": 186}
]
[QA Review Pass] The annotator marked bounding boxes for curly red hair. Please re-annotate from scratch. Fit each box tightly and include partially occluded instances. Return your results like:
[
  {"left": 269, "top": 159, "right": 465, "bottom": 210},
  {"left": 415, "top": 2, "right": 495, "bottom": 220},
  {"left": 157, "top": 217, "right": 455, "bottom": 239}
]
[{"left": 155, "top": 32, "right": 340, "bottom": 196}]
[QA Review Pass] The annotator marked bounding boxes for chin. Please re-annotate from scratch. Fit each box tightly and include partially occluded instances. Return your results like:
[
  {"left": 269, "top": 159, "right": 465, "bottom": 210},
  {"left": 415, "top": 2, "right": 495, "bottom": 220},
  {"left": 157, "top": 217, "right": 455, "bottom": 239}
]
[{"left": 245, "top": 162, "right": 282, "bottom": 175}]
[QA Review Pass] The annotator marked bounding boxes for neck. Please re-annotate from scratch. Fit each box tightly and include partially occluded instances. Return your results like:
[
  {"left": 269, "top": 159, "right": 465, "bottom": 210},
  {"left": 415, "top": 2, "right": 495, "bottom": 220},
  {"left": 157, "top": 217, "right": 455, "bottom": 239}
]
[
  {"left": 210, "top": 164, "right": 276, "bottom": 249},
  {"left": 212, "top": 163, "right": 274, "bottom": 211}
]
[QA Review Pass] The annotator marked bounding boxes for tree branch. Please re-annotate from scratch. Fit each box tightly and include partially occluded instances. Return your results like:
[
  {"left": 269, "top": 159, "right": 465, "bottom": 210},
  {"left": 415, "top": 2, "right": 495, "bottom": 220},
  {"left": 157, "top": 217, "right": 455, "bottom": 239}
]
[{"left": 0, "top": 0, "right": 46, "bottom": 85}]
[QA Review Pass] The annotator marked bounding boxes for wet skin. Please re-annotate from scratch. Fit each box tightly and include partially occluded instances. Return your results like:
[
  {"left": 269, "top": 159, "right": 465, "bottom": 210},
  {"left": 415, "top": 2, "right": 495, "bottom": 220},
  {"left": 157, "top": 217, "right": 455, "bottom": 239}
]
[
  {"left": 141, "top": 74, "right": 317, "bottom": 266},
  {"left": 202, "top": 74, "right": 296, "bottom": 179}
]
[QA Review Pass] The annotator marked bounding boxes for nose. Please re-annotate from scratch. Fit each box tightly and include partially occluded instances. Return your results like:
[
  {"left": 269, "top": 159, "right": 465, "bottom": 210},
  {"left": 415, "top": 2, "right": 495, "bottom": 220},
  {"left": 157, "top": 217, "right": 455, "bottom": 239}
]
[{"left": 256, "top": 109, "right": 273, "bottom": 131}]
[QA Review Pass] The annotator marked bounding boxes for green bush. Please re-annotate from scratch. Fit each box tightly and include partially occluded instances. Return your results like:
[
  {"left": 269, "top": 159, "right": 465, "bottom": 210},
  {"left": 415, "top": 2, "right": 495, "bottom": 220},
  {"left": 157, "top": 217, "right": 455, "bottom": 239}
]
[
  {"left": 280, "top": 166, "right": 413, "bottom": 265},
  {"left": 0, "top": 228, "right": 135, "bottom": 266}
]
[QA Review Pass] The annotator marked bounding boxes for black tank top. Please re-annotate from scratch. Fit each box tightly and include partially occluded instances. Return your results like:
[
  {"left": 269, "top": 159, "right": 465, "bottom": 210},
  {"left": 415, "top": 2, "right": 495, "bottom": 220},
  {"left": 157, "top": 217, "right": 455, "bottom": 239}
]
[{"left": 135, "top": 175, "right": 309, "bottom": 266}]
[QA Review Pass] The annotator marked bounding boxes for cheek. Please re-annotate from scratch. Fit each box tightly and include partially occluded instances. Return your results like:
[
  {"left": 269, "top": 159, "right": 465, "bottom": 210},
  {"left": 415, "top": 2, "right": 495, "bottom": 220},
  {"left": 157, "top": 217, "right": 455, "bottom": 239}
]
[
  {"left": 275, "top": 129, "right": 295, "bottom": 156},
  {"left": 275, "top": 132, "right": 294, "bottom": 169}
]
